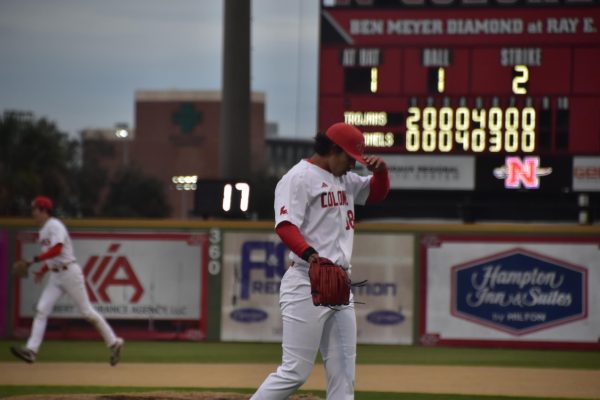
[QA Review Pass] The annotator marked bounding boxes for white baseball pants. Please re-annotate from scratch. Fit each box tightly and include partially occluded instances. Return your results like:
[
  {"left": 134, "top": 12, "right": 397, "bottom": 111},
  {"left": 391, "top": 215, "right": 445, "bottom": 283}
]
[
  {"left": 26, "top": 263, "right": 118, "bottom": 353},
  {"left": 251, "top": 263, "right": 356, "bottom": 400}
]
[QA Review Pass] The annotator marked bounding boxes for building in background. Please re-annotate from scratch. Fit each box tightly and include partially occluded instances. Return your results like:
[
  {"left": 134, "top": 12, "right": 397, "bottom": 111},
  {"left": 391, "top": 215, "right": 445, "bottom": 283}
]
[
  {"left": 132, "top": 90, "right": 265, "bottom": 218},
  {"left": 80, "top": 124, "right": 133, "bottom": 168},
  {"left": 80, "top": 125, "right": 134, "bottom": 215},
  {"left": 82, "top": 90, "right": 266, "bottom": 219},
  {"left": 265, "top": 137, "right": 313, "bottom": 178}
]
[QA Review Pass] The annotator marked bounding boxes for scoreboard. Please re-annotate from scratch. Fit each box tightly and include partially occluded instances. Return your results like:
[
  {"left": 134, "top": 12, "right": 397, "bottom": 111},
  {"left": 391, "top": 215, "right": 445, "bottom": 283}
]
[
  {"left": 318, "top": 0, "right": 600, "bottom": 156},
  {"left": 318, "top": 0, "right": 600, "bottom": 221}
]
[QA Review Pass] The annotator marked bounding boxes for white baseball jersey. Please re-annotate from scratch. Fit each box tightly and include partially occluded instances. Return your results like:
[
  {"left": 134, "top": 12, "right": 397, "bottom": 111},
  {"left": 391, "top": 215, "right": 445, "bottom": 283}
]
[
  {"left": 274, "top": 159, "right": 371, "bottom": 269},
  {"left": 38, "top": 217, "right": 76, "bottom": 268},
  {"left": 26, "top": 217, "right": 118, "bottom": 354}
]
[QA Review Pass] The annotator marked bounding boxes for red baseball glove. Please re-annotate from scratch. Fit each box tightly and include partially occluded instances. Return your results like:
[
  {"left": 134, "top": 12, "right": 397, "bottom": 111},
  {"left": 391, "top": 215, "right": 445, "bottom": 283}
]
[{"left": 308, "top": 257, "right": 351, "bottom": 307}]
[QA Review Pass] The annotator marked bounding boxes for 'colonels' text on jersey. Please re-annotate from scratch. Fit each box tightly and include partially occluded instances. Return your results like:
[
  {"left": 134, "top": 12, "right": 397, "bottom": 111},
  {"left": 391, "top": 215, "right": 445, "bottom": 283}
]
[{"left": 274, "top": 159, "right": 371, "bottom": 270}]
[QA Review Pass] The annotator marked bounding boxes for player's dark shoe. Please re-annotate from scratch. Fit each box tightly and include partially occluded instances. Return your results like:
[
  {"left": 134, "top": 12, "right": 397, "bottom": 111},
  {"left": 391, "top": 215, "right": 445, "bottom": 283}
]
[
  {"left": 109, "top": 337, "right": 124, "bottom": 366},
  {"left": 10, "top": 346, "right": 36, "bottom": 364}
]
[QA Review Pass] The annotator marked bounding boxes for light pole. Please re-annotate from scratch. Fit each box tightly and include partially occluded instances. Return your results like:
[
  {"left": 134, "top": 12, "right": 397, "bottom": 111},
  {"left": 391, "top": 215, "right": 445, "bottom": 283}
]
[
  {"left": 172, "top": 175, "right": 197, "bottom": 219},
  {"left": 115, "top": 128, "right": 129, "bottom": 165}
]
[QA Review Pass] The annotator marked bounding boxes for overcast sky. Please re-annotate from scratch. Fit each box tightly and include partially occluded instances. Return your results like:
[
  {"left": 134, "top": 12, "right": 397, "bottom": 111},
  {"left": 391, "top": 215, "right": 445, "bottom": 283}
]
[{"left": 0, "top": 0, "right": 320, "bottom": 139}]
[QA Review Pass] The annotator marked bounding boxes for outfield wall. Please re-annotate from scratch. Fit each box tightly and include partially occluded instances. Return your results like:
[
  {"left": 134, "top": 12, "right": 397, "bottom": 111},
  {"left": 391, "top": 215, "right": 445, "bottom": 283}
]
[{"left": 1, "top": 218, "right": 599, "bottom": 349}]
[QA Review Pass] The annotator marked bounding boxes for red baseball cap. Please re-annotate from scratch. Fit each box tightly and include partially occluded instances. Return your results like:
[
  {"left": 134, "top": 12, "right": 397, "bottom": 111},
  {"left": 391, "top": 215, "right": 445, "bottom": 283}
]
[
  {"left": 325, "top": 123, "right": 367, "bottom": 165},
  {"left": 32, "top": 196, "right": 53, "bottom": 211}
]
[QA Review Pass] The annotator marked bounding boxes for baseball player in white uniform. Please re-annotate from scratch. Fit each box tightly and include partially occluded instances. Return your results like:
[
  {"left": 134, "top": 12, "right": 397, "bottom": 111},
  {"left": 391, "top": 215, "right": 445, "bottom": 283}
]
[
  {"left": 10, "top": 196, "right": 124, "bottom": 366},
  {"left": 251, "top": 123, "right": 390, "bottom": 399}
]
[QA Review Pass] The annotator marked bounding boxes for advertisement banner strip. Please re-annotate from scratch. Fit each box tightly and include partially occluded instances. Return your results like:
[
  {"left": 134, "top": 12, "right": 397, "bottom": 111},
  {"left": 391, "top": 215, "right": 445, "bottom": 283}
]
[
  {"left": 573, "top": 156, "right": 600, "bottom": 192},
  {"left": 15, "top": 231, "right": 208, "bottom": 330},
  {"left": 0, "top": 230, "right": 8, "bottom": 337},
  {"left": 420, "top": 234, "right": 600, "bottom": 349},
  {"left": 221, "top": 231, "right": 415, "bottom": 345},
  {"left": 356, "top": 155, "right": 475, "bottom": 190}
]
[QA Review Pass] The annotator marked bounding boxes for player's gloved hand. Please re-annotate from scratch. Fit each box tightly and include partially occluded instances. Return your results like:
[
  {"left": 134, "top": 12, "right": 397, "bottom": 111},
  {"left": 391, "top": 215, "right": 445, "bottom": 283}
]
[
  {"left": 309, "top": 257, "right": 351, "bottom": 307},
  {"left": 12, "top": 259, "right": 31, "bottom": 278},
  {"left": 33, "top": 265, "right": 49, "bottom": 284},
  {"left": 363, "top": 155, "right": 387, "bottom": 172}
]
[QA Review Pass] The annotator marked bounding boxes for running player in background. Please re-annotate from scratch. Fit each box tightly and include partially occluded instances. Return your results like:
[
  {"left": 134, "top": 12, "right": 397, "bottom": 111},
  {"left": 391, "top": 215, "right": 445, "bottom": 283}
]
[
  {"left": 10, "top": 196, "right": 124, "bottom": 366},
  {"left": 251, "top": 123, "right": 390, "bottom": 399}
]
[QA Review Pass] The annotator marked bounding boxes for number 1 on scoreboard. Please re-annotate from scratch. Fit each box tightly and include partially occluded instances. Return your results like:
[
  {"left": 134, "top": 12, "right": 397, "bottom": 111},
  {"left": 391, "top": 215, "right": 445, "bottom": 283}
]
[{"left": 428, "top": 67, "right": 446, "bottom": 94}]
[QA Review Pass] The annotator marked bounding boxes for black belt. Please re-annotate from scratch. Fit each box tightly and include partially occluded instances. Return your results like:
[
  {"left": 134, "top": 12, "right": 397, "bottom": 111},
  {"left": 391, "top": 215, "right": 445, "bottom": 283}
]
[{"left": 50, "top": 264, "right": 69, "bottom": 272}]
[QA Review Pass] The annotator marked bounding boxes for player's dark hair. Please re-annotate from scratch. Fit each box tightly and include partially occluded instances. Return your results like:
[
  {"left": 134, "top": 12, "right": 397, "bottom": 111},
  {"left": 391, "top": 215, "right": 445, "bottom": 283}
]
[
  {"left": 314, "top": 131, "right": 343, "bottom": 156},
  {"left": 33, "top": 205, "right": 53, "bottom": 215}
]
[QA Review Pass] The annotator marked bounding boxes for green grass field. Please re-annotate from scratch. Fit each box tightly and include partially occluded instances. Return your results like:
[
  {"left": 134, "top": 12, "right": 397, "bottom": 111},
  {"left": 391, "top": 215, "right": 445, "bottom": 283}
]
[
  {"left": 1, "top": 340, "right": 599, "bottom": 399},
  {"left": 1, "top": 340, "right": 598, "bottom": 368}
]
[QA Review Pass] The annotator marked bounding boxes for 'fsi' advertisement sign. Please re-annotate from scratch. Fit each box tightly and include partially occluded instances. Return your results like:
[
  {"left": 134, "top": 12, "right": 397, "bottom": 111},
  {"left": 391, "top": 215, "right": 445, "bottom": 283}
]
[
  {"left": 451, "top": 248, "right": 587, "bottom": 335},
  {"left": 423, "top": 236, "right": 600, "bottom": 348},
  {"left": 221, "top": 231, "right": 414, "bottom": 344}
]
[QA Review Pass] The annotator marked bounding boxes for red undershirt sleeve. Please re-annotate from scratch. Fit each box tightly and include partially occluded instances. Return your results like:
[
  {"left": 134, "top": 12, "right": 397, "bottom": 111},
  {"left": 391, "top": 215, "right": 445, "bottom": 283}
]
[
  {"left": 366, "top": 168, "right": 390, "bottom": 204},
  {"left": 34, "top": 243, "right": 63, "bottom": 262},
  {"left": 275, "top": 221, "right": 311, "bottom": 258}
]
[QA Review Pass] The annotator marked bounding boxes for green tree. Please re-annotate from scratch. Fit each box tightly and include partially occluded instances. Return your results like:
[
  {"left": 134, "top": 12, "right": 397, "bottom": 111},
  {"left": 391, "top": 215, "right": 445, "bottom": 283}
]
[
  {"left": 0, "top": 111, "right": 79, "bottom": 216},
  {"left": 101, "top": 167, "right": 171, "bottom": 218},
  {"left": 0, "top": 110, "right": 170, "bottom": 218},
  {"left": 76, "top": 139, "right": 114, "bottom": 216}
]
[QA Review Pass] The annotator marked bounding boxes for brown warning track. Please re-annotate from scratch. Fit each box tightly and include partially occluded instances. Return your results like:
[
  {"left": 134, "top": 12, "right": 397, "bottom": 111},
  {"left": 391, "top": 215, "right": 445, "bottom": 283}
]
[{"left": 1, "top": 362, "right": 600, "bottom": 399}]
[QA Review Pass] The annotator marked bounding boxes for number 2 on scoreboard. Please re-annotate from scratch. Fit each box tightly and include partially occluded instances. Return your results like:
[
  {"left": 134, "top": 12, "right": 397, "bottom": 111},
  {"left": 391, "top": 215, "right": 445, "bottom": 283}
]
[{"left": 512, "top": 65, "right": 529, "bottom": 95}]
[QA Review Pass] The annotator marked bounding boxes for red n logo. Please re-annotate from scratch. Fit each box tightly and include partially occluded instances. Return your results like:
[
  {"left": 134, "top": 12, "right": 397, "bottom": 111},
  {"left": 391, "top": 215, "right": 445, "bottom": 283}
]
[{"left": 505, "top": 156, "right": 539, "bottom": 189}]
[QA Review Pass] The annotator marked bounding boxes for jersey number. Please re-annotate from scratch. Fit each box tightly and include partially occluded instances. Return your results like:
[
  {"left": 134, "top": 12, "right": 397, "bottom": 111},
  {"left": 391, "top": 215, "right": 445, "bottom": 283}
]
[{"left": 345, "top": 210, "right": 355, "bottom": 230}]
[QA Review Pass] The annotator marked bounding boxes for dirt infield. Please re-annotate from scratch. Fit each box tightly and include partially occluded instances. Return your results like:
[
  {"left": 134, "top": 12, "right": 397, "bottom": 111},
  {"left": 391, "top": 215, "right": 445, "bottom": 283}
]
[
  {"left": 6, "top": 393, "right": 321, "bottom": 400},
  {"left": 6, "top": 393, "right": 322, "bottom": 400},
  {"left": 2, "top": 362, "right": 600, "bottom": 399}
]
